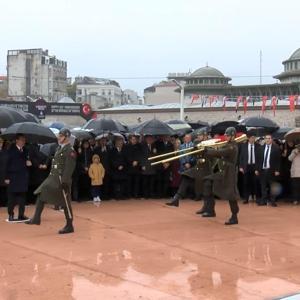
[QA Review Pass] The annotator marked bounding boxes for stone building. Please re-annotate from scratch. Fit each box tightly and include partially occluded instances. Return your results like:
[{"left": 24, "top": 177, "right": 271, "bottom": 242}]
[
  {"left": 7, "top": 48, "right": 67, "bottom": 102},
  {"left": 75, "top": 77, "right": 123, "bottom": 108}
]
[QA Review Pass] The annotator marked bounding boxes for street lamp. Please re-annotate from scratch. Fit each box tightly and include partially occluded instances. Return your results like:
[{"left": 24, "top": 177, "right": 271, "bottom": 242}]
[{"left": 171, "top": 79, "right": 185, "bottom": 121}]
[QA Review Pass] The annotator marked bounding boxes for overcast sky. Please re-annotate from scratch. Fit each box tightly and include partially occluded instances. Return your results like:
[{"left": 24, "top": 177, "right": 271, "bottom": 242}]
[{"left": 1, "top": 0, "right": 299, "bottom": 95}]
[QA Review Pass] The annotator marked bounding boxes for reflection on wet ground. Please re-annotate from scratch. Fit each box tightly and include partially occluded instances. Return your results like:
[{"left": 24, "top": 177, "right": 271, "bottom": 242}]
[{"left": 1, "top": 200, "right": 300, "bottom": 299}]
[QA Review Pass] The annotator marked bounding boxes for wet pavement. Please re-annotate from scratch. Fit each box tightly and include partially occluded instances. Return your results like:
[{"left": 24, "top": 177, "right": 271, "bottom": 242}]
[{"left": 1, "top": 199, "right": 300, "bottom": 300}]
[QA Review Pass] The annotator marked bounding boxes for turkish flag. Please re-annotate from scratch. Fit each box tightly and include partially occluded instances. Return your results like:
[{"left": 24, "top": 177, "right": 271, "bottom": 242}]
[
  {"left": 222, "top": 96, "right": 227, "bottom": 111},
  {"left": 261, "top": 96, "right": 268, "bottom": 114},
  {"left": 191, "top": 94, "right": 199, "bottom": 103},
  {"left": 289, "top": 95, "right": 295, "bottom": 112},
  {"left": 236, "top": 96, "right": 242, "bottom": 112},
  {"left": 243, "top": 97, "right": 248, "bottom": 114},
  {"left": 271, "top": 96, "right": 277, "bottom": 116}
]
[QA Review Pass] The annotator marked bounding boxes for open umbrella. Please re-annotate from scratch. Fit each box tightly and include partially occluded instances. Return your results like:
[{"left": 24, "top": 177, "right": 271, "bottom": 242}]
[
  {"left": 48, "top": 121, "right": 66, "bottom": 130},
  {"left": 272, "top": 127, "right": 293, "bottom": 140},
  {"left": 239, "top": 117, "right": 279, "bottom": 132},
  {"left": 188, "top": 121, "right": 209, "bottom": 130},
  {"left": 134, "top": 119, "right": 176, "bottom": 136},
  {"left": 82, "top": 118, "right": 127, "bottom": 135},
  {"left": 211, "top": 120, "right": 246, "bottom": 135},
  {"left": 0, "top": 107, "right": 28, "bottom": 128},
  {"left": 1, "top": 122, "right": 57, "bottom": 144},
  {"left": 284, "top": 128, "right": 300, "bottom": 142},
  {"left": 25, "top": 113, "right": 40, "bottom": 123},
  {"left": 165, "top": 120, "right": 192, "bottom": 136},
  {"left": 70, "top": 129, "right": 94, "bottom": 141}
]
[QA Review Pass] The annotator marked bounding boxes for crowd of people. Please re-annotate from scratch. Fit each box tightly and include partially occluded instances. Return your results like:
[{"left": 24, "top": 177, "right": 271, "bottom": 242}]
[{"left": 0, "top": 127, "right": 300, "bottom": 218}]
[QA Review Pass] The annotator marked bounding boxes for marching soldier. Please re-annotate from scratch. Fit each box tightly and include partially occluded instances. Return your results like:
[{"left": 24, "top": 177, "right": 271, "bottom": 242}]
[
  {"left": 166, "top": 128, "right": 212, "bottom": 208},
  {"left": 25, "top": 128, "right": 77, "bottom": 234},
  {"left": 201, "top": 127, "right": 240, "bottom": 225}
]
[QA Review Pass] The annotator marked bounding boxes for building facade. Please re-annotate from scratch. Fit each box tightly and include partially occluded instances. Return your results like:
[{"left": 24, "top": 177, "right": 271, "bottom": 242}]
[
  {"left": 144, "top": 81, "right": 180, "bottom": 105},
  {"left": 7, "top": 48, "right": 67, "bottom": 102},
  {"left": 167, "top": 48, "right": 300, "bottom": 103},
  {"left": 75, "top": 77, "right": 123, "bottom": 109}
]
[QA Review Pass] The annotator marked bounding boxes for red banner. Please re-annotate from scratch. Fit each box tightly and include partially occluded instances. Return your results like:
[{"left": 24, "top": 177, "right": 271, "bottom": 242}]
[
  {"left": 236, "top": 96, "right": 242, "bottom": 112},
  {"left": 261, "top": 96, "right": 268, "bottom": 114},
  {"left": 243, "top": 97, "right": 248, "bottom": 114},
  {"left": 271, "top": 96, "right": 277, "bottom": 116},
  {"left": 289, "top": 95, "right": 295, "bottom": 112}
]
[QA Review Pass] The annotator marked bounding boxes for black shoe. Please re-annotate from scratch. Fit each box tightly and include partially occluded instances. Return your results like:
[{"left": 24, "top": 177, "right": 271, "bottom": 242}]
[
  {"left": 166, "top": 200, "right": 179, "bottom": 207},
  {"left": 18, "top": 216, "right": 29, "bottom": 221},
  {"left": 269, "top": 202, "right": 277, "bottom": 207},
  {"left": 8, "top": 215, "right": 14, "bottom": 222},
  {"left": 243, "top": 200, "right": 249, "bottom": 204},
  {"left": 58, "top": 225, "right": 74, "bottom": 234},
  {"left": 202, "top": 212, "right": 216, "bottom": 217},
  {"left": 225, "top": 217, "right": 238, "bottom": 225},
  {"left": 25, "top": 218, "right": 41, "bottom": 225},
  {"left": 196, "top": 208, "right": 206, "bottom": 214}
]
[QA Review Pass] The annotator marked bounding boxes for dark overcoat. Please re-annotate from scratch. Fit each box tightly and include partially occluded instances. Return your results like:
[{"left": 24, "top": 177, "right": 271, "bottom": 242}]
[
  {"left": 34, "top": 143, "right": 76, "bottom": 206},
  {"left": 204, "top": 141, "right": 240, "bottom": 201},
  {"left": 183, "top": 153, "right": 213, "bottom": 198},
  {"left": 5, "top": 145, "right": 30, "bottom": 193}
]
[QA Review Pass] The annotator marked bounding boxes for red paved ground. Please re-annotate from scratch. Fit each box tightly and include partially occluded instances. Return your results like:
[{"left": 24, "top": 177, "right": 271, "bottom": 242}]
[{"left": 1, "top": 199, "right": 300, "bottom": 300}]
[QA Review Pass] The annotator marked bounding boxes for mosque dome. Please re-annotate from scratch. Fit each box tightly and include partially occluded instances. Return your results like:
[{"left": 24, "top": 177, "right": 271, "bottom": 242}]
[{"left": 191, "top": 66, "right": 225, "bottom": 78}]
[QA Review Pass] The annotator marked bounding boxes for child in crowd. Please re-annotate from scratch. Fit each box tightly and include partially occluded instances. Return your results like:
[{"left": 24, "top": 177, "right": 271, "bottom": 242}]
[{"left": 88, "top": 154, "right": 105, "bottom": 203}]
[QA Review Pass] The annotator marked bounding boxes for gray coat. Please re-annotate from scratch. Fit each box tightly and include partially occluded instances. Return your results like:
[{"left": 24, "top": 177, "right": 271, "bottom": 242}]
[{"left": 34, "top": 143, "right": 76, "bottom": 206}]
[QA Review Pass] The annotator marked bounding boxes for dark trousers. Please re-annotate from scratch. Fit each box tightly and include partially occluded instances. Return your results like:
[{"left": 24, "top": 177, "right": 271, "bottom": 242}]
[
  {"left": 203, "top": 179, "right": 239, "bottom": 216},
  {"left": 7, "top": 191, "right": 26, "bottom": 217},
  {"left": 243, "top": 165, "right": 257, "bottom": 200},
  {"left": 142, "top": 175, "right": 155, "bottom": 198},
  {"left": 91, "top": 185, "right": 101, "bottom": 198},
  {"left": 128, "top": 174, "right": 140, "bottom": 198},
  {"left": 0, "top": 186, "right": 7, "bottom": 207},
  {"left": 292, "top": 178, "right": 300, "bottom": 202},
  {"left": 156, "top": 169, "right": 171, "bottom": 198},
  {"left": 259, "top": 169, "right": 276, "bottom": 204},
  {"left": 177, "top": 176, "right": 194, "bottom": 198},
  {"left": 113, "top": 179, "right": 127, "bottom": 199}
]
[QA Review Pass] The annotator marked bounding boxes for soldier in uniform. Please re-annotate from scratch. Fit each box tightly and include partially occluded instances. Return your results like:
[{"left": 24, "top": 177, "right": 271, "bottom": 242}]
[
  {"left": 201, "top": 127, "right": 240, "bottom": 225},
  {"left": 25, "top": 128, "right": 77, "bottom": 234},
  {"left": 166, "top": 128, "right": 212, "bottom": 208}
]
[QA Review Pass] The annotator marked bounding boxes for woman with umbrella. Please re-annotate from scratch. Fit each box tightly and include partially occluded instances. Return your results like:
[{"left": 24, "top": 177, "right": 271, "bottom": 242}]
[{"left": 288, "top": 144, "right": 300, "bottom": 205}]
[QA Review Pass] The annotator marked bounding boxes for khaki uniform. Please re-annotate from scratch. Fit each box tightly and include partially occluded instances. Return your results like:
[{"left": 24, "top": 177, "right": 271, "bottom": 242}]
[{"left": 34, "top": 143, "right": 76, "bottom": 207}]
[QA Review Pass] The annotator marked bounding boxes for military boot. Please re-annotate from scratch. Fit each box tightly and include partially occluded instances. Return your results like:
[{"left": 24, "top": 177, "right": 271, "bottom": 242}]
[
  {"left": 166, "top": 194, "right": 180, "bottom": 207},
  {"left": 25, "top": 199, "right": 44, "bottom": 225},
  {"left": 225, "top": 201, "right": 239, "bottom": 225},
  {"left": 196, "top": 200, "right": 207, "bottom": 214},
  {"left": 58, "top": 207, "right": 74, "bottom": 234},
  {"left": 201, "top": 196, "right": 216, "bottom": 217}
]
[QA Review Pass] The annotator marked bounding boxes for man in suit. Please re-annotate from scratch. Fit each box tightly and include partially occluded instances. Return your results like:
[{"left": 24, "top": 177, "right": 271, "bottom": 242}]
[
  {"left": 5, "top": 134, "right": 32, "bottom": 221},
  {"left": 239, "top": 134, "right": 258, "bottom": 204},
  {"left": 255, "top": 134, "right": 281, "bottom": 207}
]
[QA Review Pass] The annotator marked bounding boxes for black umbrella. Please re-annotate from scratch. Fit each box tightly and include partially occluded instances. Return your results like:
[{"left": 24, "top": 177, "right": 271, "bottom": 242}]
[
  {"left": 40, "top": 142, "right": 58, "bottom": 157},
  {"left": 272, "top": 127, "right": 293, "bottom": 140},
  {"left": 25, "top": 113, "right": 40, "bottom": 123},
  {"left": 211, "top": 120, "right": 246, "bottom": 135},
  {"left": 70, "top": 129, "right": 94, "bottom": 141},
  {"left": 188, "top": 121, "right": 209, "bottom": 130},
  {"left": 0, "top": 107, "right": 28, "bottom": 128},
  {"left": 82, "top": 118, "right": 127, "bottom": 135},
  {"left": 239, "top": 117, "right": 279, "bottom": 131},
  {"left": 1, "top": 122, "right": 57, "bottom": 144},
  {"left": 134, "top": 119, "right": 176, "bottom": 135}
]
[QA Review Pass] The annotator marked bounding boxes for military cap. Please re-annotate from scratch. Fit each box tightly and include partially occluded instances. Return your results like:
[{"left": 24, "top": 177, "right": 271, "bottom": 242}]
[
  {"left": 224, "top": 127, "right": 236, "bottom": 137},
  {"left": 59, "top": 128, "right": 71, "bottom": 138}
]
